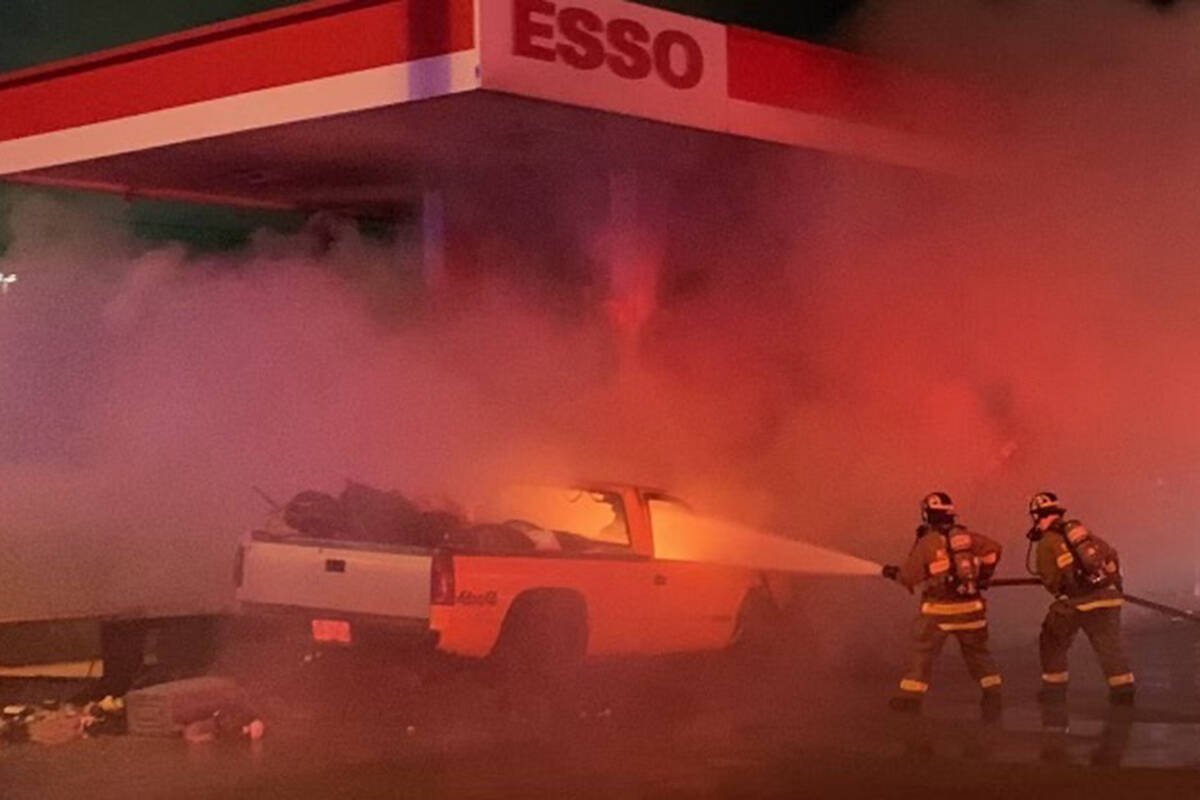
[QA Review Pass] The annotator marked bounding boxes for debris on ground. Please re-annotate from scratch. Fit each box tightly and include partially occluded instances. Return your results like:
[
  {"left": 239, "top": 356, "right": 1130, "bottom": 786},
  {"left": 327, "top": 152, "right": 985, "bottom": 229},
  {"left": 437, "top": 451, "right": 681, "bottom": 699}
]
[
  {"left": 1, "top": 677, "right": 263, "bottom": 747},
  {"left": 83, "top": 696, "right": 128, "bottom": 736},
  {"left": 126, "top": 676, "right": 263, "bottom": 742},
  {"left": 1, "top": 694, "right": 127, "bottom": 745},
  {"left": 26, "top": 709, "right": 88, "bottom": 745},
  {"left": 182, "top": 705, "right": 265, "bottom": 743}
]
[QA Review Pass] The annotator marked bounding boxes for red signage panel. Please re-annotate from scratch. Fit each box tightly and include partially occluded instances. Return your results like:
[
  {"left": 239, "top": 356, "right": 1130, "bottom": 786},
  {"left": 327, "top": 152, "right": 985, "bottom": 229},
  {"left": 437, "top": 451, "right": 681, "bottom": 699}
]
[{"left": 481, "top": 0, "right": 728, "bottom": 133}]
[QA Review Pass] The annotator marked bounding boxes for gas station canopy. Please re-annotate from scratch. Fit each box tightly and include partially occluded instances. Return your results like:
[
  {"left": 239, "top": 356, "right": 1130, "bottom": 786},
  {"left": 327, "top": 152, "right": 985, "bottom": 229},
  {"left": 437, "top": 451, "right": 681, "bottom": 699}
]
[{"left": 0, "top": 0, "right": 952, "bottom": 212}]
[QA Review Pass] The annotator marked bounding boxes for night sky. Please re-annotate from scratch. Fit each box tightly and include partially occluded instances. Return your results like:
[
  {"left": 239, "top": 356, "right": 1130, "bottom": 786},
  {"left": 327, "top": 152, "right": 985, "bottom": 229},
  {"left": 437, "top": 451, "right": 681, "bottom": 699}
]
[
  {"left": 638, "top": 0, "right": 866, "bottom": 40},
  {"left": 0, "top": 0, "right": 865, "bottom": 74},
  {"left": 648, "top": 0, "right": 1188, "bottom": 39},
  {"left": 0, "top": 0, "right": 1190, "bottom": 74}
]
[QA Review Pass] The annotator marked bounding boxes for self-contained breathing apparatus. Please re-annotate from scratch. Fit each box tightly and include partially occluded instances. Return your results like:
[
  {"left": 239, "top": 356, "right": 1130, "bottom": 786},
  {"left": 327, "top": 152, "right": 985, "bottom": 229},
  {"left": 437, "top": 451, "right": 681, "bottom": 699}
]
[
  {"left": 920, "top": 492, "right": 983, "bottom": 597},
  {"left": 945, "top": 526, "right": 983, "bottom": 596},
  {"left": 1025, "top": 491, "right": 1114, "bottom": 591}
]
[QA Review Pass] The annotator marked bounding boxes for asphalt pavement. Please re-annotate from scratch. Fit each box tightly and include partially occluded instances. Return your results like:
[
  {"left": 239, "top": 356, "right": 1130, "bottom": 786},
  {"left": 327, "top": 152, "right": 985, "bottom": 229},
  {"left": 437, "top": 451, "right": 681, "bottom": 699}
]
[{"left": 3, "top": 618, "right": 1199, "bottom": 799}]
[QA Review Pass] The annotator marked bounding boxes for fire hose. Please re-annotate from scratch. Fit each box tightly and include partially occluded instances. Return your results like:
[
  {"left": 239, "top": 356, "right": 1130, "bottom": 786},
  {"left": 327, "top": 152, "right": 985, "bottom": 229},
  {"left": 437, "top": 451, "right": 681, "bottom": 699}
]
[{"left": 987, "top": 577, "right": 1200, "bottom": 624}]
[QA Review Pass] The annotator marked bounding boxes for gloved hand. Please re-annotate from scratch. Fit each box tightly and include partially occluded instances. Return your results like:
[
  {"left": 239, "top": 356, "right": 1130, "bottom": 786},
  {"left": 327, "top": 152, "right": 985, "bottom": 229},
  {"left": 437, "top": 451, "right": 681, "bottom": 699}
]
[{"left": 881, "top": 564, "right": 900, "bottom": 581}]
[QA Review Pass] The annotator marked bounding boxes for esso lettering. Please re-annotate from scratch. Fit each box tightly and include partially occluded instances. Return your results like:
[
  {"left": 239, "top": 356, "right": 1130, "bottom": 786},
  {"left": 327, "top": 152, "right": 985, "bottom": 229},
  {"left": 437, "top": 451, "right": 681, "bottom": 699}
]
[{"left": 513, "top": 0, "right": 705, "bottom": 90}]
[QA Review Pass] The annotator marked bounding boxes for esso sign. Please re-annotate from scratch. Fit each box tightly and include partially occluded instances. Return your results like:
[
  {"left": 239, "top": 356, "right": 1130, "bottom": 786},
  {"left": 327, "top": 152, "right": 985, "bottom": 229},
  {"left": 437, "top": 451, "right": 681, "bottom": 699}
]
[{"left": 513, "top": 0, "right": 705, "bottom": 90}]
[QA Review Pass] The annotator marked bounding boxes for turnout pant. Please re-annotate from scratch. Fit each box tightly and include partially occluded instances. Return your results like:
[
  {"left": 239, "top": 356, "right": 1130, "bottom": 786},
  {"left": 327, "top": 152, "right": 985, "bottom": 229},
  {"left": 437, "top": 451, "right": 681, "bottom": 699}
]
[
  {"left": 1039, "top": 604, "right": 1134, "bottom": 693},
  {"left": 898, "top": 615, "right": 1002, "bottom": 698}
]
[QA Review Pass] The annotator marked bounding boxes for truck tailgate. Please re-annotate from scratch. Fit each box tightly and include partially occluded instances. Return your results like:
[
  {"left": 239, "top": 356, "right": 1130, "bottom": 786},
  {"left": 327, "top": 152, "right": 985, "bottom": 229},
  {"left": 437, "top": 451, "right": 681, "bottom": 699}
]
[{"left": 237, "top": 536, "right": 432, "bottom": 621}]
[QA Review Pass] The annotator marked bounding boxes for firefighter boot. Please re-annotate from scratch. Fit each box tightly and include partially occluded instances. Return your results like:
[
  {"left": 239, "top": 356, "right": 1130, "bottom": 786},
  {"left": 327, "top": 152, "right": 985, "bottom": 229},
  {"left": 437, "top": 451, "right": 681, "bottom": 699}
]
[
  {"left": 1039, "top": 699, "right": 1070, "bottom": 763},
  {"left": 889, "top": 695, "right": 922, "bottom": 714},
  {"left": 980, "top": 689, "right": 1002, "bottom": 723},
  {"left": 1037, "top": 685, "right": 1067, "bottom": 706}
]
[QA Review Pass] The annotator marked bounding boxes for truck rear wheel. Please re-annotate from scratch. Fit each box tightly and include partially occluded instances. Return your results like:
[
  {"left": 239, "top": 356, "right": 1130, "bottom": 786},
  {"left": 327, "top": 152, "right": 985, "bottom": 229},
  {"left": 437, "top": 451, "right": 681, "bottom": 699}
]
[{"left": 490, "top": 591, "right": 588, "bottom": 725}]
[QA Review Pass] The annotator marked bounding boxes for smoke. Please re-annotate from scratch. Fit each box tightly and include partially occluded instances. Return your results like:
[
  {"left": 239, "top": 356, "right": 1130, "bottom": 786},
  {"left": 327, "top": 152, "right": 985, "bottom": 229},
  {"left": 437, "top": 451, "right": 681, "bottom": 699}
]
[
  {"left": 0, "top": 194, "right": 592, "bottom": 620},
  {"left": 822, "top": 0, "right": 1200, "bottom": 595},
  {"left": 5, "top": 1, "right": 1200, "bottom": 636}
]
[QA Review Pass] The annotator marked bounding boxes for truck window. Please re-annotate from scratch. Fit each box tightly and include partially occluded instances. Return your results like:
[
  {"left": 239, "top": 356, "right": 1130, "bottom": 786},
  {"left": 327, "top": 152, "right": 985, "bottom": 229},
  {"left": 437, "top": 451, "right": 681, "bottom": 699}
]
[
  {"left": 482, "top": 486, "right": 631, "bottom": 552},
  {"left": 647, "top": 497, "right": 723, "bottom": 563}
]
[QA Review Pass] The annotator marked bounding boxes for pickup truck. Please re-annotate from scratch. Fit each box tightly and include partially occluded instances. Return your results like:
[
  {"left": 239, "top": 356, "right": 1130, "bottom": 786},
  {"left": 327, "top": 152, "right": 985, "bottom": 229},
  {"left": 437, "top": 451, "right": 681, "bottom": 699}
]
[{"left": 234, "top": 482, "right": 792, "bottom": 673}]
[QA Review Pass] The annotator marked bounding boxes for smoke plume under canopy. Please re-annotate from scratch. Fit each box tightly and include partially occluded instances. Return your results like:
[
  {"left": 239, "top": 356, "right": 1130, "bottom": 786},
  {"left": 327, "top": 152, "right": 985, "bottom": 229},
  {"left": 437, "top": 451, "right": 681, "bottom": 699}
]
[{"left": 4, "top": 0, "right": 1200, "bottom": 622}]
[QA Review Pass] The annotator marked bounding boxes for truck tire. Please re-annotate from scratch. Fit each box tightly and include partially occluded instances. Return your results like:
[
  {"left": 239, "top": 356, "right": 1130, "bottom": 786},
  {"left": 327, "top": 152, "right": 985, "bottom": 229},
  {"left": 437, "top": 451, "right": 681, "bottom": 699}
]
[{"left": 490, "top": 591, "right": 588, "bottom": 724}]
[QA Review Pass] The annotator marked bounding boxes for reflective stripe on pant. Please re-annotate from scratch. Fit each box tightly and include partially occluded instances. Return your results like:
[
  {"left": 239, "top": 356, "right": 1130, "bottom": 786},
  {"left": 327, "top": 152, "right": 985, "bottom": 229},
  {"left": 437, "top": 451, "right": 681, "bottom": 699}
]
[
  {"left": 1039, "top": 604, "right": 1133, "bottom": 689},
  {"left": 900, "top": 614, "right": 1000, "bottom": 695}
]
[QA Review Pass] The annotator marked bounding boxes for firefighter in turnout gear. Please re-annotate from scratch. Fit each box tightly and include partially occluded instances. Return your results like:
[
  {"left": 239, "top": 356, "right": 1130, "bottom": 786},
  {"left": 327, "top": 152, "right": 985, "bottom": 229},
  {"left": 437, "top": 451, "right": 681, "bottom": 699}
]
[
  {"left": 1027, "top": 492, "right": 1135, "bottom": 705},
  {"left": 882, "top": 492, "right": 1003, "bottom": 716}
]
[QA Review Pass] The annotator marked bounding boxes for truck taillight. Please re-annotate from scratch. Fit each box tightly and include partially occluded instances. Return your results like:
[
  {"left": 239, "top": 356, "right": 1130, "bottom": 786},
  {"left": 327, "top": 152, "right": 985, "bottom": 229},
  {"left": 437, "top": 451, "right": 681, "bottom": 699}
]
[
  {"left": 431, "top": 550, "right": 455, "bottom": 606},
  {"left": 233, "top": 544, "right": 246, "bottom": 588}
]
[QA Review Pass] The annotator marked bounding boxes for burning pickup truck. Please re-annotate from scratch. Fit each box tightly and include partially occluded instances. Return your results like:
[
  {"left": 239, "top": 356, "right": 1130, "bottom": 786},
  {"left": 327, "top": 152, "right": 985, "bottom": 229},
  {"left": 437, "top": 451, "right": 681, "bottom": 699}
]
[{"left": 234, "top": 482, "right": 798, "bottom": 671}]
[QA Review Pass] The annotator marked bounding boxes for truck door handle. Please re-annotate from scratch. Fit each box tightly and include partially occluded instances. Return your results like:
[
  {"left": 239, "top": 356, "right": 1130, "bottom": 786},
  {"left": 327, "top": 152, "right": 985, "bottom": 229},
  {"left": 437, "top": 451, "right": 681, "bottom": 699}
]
[
  {"left": 325, "top": 559, "right": 346, "bottom": 573},
  {"left": 654, "top": 574, "right": 667, "bottom": 586}
]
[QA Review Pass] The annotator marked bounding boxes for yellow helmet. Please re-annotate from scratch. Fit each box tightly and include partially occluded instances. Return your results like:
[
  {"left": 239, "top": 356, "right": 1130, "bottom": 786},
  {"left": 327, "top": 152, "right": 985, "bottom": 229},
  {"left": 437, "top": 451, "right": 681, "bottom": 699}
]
[
  {"left": 920, "top": 492, "right": 956, "bottom": 524},
  {"left": 1028, "top": 491, "right": 1065, "bottom": 520}
]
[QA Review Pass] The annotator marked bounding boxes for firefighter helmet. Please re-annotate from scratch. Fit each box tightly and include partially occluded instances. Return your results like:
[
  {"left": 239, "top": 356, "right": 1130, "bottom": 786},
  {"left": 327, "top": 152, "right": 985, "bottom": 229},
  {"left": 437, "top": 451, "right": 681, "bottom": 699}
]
[
  {"left": 1028, "top": 491, "right": 1065, "bottom": 519},
  {"left": 920, "top": 492, "right": 956, "bottom": 524}
]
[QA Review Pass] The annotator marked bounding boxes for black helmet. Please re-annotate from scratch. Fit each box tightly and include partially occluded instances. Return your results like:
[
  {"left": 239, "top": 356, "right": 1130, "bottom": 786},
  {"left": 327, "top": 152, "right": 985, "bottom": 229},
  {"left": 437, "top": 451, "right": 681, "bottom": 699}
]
[
  {"left": 920, "top": 492, "right": 956, "bottom": 524},
  {"left": 1028, "top": 491, "right": 1065, "bottom": 520}
]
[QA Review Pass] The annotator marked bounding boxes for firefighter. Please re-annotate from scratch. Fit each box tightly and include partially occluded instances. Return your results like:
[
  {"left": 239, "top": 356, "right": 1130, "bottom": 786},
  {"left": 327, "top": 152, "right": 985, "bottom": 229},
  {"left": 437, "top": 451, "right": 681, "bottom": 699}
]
[
  {"left": 882, "top": 492, "right": 1003, "bottom": 715},
  {"left": 1027, "top": 492, "right": 1135, "bottom": 705}
]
